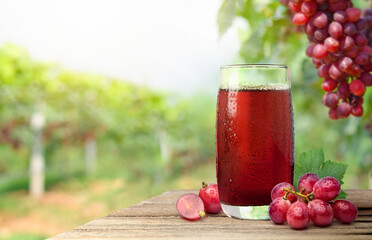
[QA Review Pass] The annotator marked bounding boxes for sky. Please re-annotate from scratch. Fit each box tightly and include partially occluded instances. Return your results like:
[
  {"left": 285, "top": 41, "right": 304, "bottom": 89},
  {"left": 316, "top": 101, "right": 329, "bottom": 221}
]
[{"left": 0, "top": 0, "right": 241, "bottom": 93}]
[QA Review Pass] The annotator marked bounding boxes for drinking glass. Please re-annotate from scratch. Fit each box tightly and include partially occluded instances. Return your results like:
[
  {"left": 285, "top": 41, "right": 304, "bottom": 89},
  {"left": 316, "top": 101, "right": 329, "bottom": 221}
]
[{"left": 216, "top": 64, "right": 294, "bottom": 219}]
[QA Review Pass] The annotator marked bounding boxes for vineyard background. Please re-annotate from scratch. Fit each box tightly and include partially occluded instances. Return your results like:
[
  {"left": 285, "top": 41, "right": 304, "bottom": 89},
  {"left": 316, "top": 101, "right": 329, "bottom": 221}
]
[{"left": 1, "top": 0, "right": 372, "bottom": 239}]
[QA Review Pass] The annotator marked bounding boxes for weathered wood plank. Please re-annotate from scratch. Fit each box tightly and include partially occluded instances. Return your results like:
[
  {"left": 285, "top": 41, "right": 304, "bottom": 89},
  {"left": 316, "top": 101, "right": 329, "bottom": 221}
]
[{"left": 48, "top": 189, "right": 372, "bottom": 240}]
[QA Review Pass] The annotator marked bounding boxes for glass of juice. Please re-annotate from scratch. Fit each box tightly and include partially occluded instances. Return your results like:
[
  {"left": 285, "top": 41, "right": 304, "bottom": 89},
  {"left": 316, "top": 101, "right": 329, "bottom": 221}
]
[{"left": 216, "top": 64, "right": 294, "bottom": 219}]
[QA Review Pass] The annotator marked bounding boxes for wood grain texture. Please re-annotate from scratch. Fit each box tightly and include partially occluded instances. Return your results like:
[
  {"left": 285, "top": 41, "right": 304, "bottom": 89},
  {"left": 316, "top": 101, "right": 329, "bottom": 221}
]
[{"left": 48, "top": 189, "right": 372, "bottom": 240}]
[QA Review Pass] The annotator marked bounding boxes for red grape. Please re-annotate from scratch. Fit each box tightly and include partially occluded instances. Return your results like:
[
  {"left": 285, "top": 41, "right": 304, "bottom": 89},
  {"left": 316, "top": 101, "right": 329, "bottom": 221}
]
[
  {"left": 355, "top": 19, "right": 367, "bottom": 31},
  {"left": 343, "top": 22, "right": 357, "bottom": 36},
  {"left": 199, "top": 182, "right": 222, "bottom": 214},
  {"left": 293, "top": 12, "right": 309, "bottom": 25},
  {"left": 351, "top": 104, "right": 363, "bottom": 117},
  {"left": 345, "top": 8, "right": 360, "bottom": 23},
  {"left": 329, "top": 108, "right": 339, "bottom": 120},
  {"left": 268, "top": 198, "right": 292, "bottom": 224},
  {"left": 313, "top": 43, "right": 328, "bottom": 59},
  {"left": 322, "top": 92, "right": 339, "bottom": 108},
  {"left": 349, "top": 79, "right": 365, "bottom": 96},
  {"left": 313, "top": 176, "right": 341, "bottom": 201},
  {"left": 353, "top": 33, "right": 368, "bottom": 47},
  {"left": 176, "top": 193, "right": 206, "bottom": 220},
  {"left": 308, "top": 199, "right": 334, "bottom": 227},
  {"left": 297, "top": 173, "right": 320, "bottom": 194},
  {"left": 339, "top": 36, "right": 355, "bottom": 51},
  {"left": 360, "top": 72, "right": 372, "bottom": 87},
  {"left": 337, "top": 82, "right": 350, "bottom": 99},
  {"left": 313, "top": 11, "right": 328, "bottom": 28},
  {"left": 301, "top": 1, "right": 317, "bottom": 16},
  {"left": 337, "top": 102, "right": 352, "bottom": 118},
  {"left": 329, "top": 63, "right": 343, "bottom": 80},
  {"left": 338, "top": 56, "right": 353, "bottom": 72},
  {"left": 322, "top": 78, "right": 338, "bottom": 92},
  {"left": 286, "top": 201, "right": 310, "bottom": 230},
  {"left": 328, "top": 22, "right": 343, "bottom": 39},
  {"left": 333, "top": 10, "right": 347, "bottom": 23},
  {"left": 354, "top": 52, "right": 371, "bottom": 66},
  {"left": 289, "top": 2, "right": 302, "bottom": 12},
  {"left": 314, "top": 27, "right": 329, "bottom": 41},
  {"left": 324, "top": 37, "right": 339, "bottom": 52},
  {"left": 328, "top": 1, "right": 347, "bottom": 12},
  {"left": 332, "top": 200, "right": 358, "bottom": 224},
  {"left": 317, "top": 64, "right": 330, "bottom": 78},
  {"left": 271, "top": 182, "right": 296, "bottom": 202}
]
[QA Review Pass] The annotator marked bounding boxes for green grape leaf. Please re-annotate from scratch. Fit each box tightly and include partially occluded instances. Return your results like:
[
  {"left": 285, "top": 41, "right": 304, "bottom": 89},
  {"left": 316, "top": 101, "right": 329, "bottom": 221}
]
[{"left": 294, "top": 149, "right": 348, "bottom": 199}]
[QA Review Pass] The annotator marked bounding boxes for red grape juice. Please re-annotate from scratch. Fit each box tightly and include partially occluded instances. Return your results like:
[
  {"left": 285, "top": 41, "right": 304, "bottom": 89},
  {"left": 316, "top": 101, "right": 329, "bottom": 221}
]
[{"left": 216, "top": 88, "right": 294, "bottom": 206}]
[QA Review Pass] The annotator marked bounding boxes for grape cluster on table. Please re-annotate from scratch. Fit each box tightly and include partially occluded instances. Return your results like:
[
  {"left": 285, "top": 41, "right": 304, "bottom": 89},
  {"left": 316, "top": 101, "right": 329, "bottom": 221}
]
[
  {"left": 269, "top": 173, "right": 358, "bottom": 229},
  {"left": 281, "top": 0, "right": 372, "bottom": 120}
]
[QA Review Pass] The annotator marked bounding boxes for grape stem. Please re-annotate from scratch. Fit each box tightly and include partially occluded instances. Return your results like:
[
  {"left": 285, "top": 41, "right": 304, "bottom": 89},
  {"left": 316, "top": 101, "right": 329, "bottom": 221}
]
[{"left": 283, "top": 187, "right": 314, "bottom": 203}]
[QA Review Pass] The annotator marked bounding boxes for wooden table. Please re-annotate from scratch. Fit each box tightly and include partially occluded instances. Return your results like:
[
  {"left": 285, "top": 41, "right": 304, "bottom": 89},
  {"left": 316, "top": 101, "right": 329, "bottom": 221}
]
[{"left": 48, "top": 189, "right": 372, "bottom": 240}]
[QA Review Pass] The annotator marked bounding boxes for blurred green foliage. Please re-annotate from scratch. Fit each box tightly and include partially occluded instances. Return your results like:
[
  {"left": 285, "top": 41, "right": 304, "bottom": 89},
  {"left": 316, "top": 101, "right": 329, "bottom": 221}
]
[
  {"left": 0, "top": 44, "right": 215, "bottom": 191},
  {"left": 217, "top": 0, "right": 372, "bottom": 188}
]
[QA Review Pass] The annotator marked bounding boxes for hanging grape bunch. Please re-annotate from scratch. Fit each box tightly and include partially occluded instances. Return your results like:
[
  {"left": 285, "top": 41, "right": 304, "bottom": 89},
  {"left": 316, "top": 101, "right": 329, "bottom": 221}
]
[{"left": 281, "top": 0, "right": 372, "bottom": 120}]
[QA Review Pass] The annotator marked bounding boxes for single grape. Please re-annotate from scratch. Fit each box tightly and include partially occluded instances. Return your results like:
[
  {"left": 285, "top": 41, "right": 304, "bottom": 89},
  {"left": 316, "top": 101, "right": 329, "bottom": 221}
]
[
  {"left": 306, "top": 44, "right": 315, "bottom": 57},
  {"left": 360, "top": 72, "right": 372, "bottom": 87},
  {"left": 297, "top": 173, "right": 320, "bottom": 194},
  {"left": 271, "top": 182, "right": 296, "bottom": 202},
  {"left": 322, "top": 78, "right": 338, "bottom": 92},
  {"left": 313, "top": 176, "right": 341, "bottom": 201},
  {"left": 353, "top": 33, "right": 368, "bottom": 47},
  {"left": 349, "top": 79, "right": 366, "bottom": 96},
  {"left": 351, "top": 104, "right": 363, "bottom": 117},
  {"left": 308, "top": 199, "right": 333, "bottom": 227},
  {"left": 355, "top": 19, "right": 367, "bottom": 31},
  {"left": 333, "top": 10, "right": 347, "bottom": 23},
  {"left": 329, "top": 63, "right": 343, "bottom": 80},
  {"left": 345, "top": 47, "right": 358, "bottom": 58},
  {"left": 347, "top": 64, "right": 361, "bottom": 77},
  {"left": 345, "top": 8, "right": 360, "bottom": 23},
  {"left": 354, "top": 52, "right": 371, "bottom": 66},
  {"left": 337, "top": 102, "right": 352, "bottom": 119},
  {"left": 338, "top": 56, "right": 353, "bottom": 72},
  {"left": 286, "top": 201, "right": 310, "bottom": 230},
  {"left": 329, "top": 108, "right": 339, "bottom": 120},
  {"left": 317, "top": 64, "right": 330, "bottom": 78},
  {"left": 308, "top": 199, "right": 334, "bottom": 227},
  {"left": 199, "top": 182, "right": 222, "bottom": 214},
  {"left": 314, "top": 27, "right": 329, "bottom": 41},
  {"left": 176, "top": 193, "right": 206, "bottom": 220},
  {"left": 343, "top": 22, "right": 357, "bottom": 36},
  {"left": 313, "top": 43, "right": 328, "bottom": 59},
  {"left": 337, "top": 82, "right": 350, "bottom": 99},
  {"left": 312, "top": 58, "right": 322, "bottom": 68},
  {"left": 305, "top": 21, "right": 317, "bottom": 35},
  {"left": 301, "top": 1, "right": 317, "bottom": 16},
  {"left": 268, "top": 198, "right": 292, "bottom": 224},
  {"left": 332, "top": 199, "right": 358, "bottom": 224},
  {"left": 328, "top": 1, "right": 347, "bottom": 12},
  {"left": 339, "top": 36, "right": 355, "bottom": 51},
  {"left": 324, "top": 37, "right": 339, "bottom": 52},
  {"left": 322, "top": 92, "right": 339, "bottom": 108},
  {"left": 288, "top": 1, "right": 302, "bottom": 12},
  {"left": 293, "top": 12, "right": 309, "bottom": 25},
  {"left": 313, "top": 11, "right": 328, "bottom": 28},
  {"left": 328, "top": 22, "right": 343, "bottom": 39}
]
